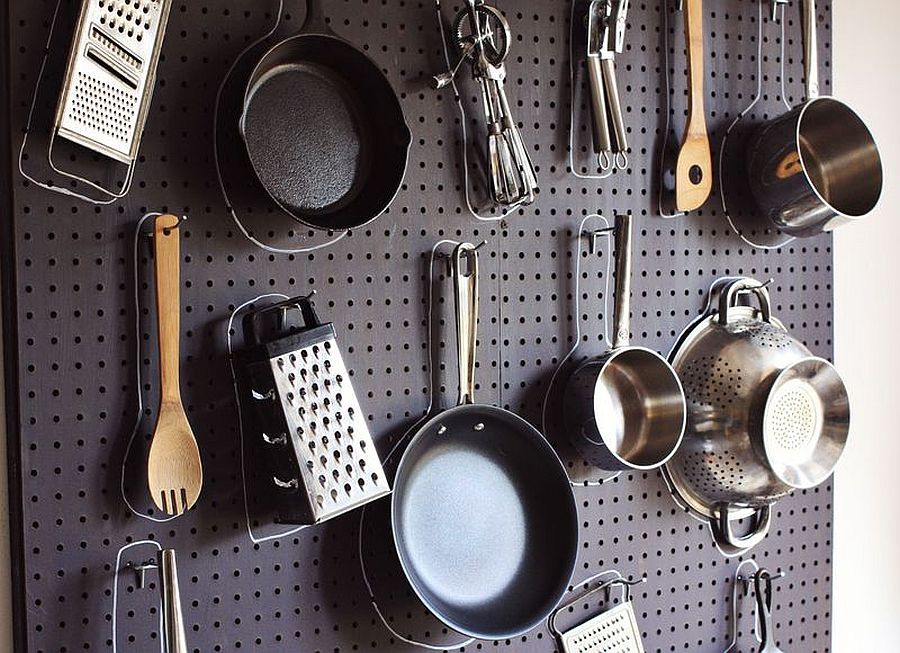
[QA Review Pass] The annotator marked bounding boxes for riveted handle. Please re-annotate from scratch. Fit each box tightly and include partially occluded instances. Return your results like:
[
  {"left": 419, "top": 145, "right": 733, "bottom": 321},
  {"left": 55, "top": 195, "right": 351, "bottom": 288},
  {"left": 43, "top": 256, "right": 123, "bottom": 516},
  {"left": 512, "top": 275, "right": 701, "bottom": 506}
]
[
  {"left": 717, "top": 277, "right": 772, "bottom": 326},
  {"left": 452, "top": 243, "right": 479, "bottom": 406},
  {"left": 803, "top": 0, "right": 820, "bottom": 99},
  {"left": 611, "top": 213, "right": 633, "bottom": 350}
]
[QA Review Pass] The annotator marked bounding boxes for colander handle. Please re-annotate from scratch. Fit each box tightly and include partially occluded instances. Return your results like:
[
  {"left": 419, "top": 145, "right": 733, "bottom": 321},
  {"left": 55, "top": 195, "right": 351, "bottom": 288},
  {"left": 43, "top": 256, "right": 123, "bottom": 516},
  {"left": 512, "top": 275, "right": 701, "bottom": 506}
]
[
  {"left": 711, "top": 504, "right": 772, "bottom": 555},
  {"left": 717, "top": 278, "right": 772, "bottom": 326}
]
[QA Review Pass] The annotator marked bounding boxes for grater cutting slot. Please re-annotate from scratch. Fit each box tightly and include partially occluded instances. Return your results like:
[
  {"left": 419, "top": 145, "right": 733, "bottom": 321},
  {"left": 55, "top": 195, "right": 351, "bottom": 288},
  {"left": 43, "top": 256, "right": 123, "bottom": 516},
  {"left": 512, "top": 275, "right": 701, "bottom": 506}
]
[
  {"left": 85, "top": 44, "right": 139, "bottom": 89},
  {"left": 90, "top": 25, "right": 143, "bottom": 72}
]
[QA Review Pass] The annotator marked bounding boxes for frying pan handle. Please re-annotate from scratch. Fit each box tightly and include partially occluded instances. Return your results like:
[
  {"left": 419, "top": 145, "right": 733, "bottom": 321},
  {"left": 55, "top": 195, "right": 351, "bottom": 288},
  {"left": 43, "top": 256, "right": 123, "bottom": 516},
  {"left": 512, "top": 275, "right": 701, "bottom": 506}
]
[
  {"left": 452, "top": 243, "right": 479, "bottom": 406},
  {"left": 717, "top": 278, "right": 772, "bottom": 326},
  {"left": 711, "top": 504, "right": 772, "bottom": 555},
  {"left": 803, "top": 0, "right": 820, "bottom": 99},
  {"left": 611, "top": 213, "right": 633, "bottom": 350}
]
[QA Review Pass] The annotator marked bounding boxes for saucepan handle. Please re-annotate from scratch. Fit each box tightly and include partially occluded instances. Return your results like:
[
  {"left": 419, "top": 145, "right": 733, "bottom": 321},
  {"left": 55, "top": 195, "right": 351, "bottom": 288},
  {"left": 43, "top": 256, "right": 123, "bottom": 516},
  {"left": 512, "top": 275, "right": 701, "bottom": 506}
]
[
  {"left": 452, "top": 244, "right": 479, "bottom": 406},
  {"left": 611, "top": 213, "right": 633, "bottom": 350},
  {"left": 711, "top": 504, "right": 772, "bottom": 556},
  {"left": 803, "top": 0, "right": 820, "bottom": 99},
  {"left": 717, "top": 277, "right": 772, "bottom": 326}
]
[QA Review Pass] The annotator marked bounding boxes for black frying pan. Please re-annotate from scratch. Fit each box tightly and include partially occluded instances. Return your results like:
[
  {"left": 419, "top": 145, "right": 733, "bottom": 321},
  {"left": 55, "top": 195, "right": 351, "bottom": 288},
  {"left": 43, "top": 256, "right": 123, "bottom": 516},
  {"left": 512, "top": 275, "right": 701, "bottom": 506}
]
[
  {"left": 390, "top": 243, "right": 579, "bottom": 640},
  {"left": 239, "top": 0, "right": 411, "bottom": 230}
]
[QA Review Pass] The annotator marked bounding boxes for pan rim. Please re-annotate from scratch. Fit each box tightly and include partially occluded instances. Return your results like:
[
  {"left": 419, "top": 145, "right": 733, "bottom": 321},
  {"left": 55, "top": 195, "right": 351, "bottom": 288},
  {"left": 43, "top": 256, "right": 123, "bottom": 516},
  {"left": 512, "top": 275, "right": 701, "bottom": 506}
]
[
  {"left": 589, "top": 345, "right": 687, "bottom": 470},
  {"left": 794, "top": 95, "right": 883, "bottom": 221},
  {"left": 239, "top": 31, "right": 412, "bottom": 231},
  {"left": 389, "top": 402, "right": 579, "bottom": 640}
]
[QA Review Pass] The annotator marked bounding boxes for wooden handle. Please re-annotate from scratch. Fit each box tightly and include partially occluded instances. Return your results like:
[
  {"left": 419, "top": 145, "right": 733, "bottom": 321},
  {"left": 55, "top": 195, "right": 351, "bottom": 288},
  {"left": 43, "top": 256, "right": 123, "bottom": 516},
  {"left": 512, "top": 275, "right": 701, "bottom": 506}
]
[
  {"left": 154, "top": 215, "right": 182, "bottom": 404},
  {"left": 675, "top": 0, "right": 713, "bottom": 212}
]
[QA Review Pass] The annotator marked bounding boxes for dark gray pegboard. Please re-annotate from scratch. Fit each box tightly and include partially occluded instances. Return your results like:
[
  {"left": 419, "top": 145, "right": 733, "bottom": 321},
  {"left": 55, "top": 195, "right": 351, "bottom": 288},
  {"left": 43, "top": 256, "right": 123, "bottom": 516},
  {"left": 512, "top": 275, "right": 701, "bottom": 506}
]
[{"left": 2, "top": 0, "right": 835, "bottom": 651}]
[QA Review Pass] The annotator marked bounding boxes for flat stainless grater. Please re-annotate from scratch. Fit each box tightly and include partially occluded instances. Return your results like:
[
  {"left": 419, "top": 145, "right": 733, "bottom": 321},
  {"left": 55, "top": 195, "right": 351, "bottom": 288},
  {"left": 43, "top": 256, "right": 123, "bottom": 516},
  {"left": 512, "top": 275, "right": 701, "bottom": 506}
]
[
  {"left": 551, "top": 577, "right": 646, "bottom": 653},
  {"left": 234, "top": 295, "right": 391, "bottom": 525},
  {"left": 54, "top": 0, "right": 173, "bottom": 163}
]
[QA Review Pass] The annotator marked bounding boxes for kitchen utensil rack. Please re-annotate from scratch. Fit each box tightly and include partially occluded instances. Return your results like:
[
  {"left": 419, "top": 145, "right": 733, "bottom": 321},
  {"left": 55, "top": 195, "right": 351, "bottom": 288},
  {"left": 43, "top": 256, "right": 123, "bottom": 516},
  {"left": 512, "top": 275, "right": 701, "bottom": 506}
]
[{"left": 1, "top": 0, "right": 836, "bottom": 651}]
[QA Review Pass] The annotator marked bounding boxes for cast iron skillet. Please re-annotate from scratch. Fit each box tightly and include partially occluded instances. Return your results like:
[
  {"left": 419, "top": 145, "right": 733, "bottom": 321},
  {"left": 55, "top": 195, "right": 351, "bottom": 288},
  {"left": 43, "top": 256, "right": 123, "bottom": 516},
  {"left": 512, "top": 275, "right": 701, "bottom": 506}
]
[
  {"left": 390, "top": 243, "right": 579, "bottom": 640},
  {"left": 239, "top": 0, "right": 411, "bottom": 230}
]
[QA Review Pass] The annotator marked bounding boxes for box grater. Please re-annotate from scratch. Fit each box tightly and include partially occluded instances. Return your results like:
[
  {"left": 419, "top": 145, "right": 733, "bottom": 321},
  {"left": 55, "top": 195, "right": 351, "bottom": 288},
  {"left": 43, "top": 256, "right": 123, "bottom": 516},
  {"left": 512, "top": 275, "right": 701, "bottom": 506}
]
[
  {"left": 234, "top": 295, "right": 390, "bottom": 525},
  {"left": 551, "top": 578, "right": 646, "bottom": 653},
  {"left": 53, "top": 0, "right": 173, "bottom": 163}
]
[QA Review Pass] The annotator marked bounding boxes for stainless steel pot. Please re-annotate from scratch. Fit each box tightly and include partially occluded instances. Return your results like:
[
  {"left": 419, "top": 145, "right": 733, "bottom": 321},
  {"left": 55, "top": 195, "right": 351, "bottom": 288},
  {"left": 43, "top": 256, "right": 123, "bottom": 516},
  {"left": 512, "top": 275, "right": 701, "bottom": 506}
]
[
  {"left": 564, "top": 214, "right": 686, "bottom": 471},
  {"left": 664, "top": 277, "right": 850, "bottom": 554},
  {"left": 746, "top": 0, "right": 882, "bottom": 237}
]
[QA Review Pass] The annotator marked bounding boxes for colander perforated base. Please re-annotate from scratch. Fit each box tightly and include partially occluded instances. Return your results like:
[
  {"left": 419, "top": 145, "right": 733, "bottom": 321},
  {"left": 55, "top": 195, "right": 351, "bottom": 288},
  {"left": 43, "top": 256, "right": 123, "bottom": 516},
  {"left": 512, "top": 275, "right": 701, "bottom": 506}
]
[{"left": 764, "top": 379, "right": 824, "bottom": 465}]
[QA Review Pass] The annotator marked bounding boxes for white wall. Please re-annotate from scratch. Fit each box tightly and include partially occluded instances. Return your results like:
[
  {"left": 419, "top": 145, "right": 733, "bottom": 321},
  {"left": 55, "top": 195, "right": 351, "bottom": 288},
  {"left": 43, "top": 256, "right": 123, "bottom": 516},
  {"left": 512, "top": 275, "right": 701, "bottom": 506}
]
[
  {"left": 832, "top": 1, "right": 900, "bottom": 650},
  {"left": 0, "top": 3, "right": 894, "bottom": 652}
]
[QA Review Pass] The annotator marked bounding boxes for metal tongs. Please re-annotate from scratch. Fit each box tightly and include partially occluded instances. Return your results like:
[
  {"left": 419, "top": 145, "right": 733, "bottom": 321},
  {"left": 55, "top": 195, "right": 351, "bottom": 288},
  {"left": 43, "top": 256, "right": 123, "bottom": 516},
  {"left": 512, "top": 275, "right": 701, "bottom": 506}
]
[
  {"left": 587, "top": 0, "right": 630, "bottom": 172},
  {"left": 435, "top": 0, "right": 538, "bottom": 207}
]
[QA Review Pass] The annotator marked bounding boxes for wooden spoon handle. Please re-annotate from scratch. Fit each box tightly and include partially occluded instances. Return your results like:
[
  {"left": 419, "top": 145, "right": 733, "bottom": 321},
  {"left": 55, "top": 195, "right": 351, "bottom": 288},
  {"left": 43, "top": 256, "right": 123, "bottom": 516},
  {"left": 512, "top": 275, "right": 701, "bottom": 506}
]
[
  {"left": 675, "top": 0, "right": 713, "bottom": 212},
  {"left": 154, "top": 215, "right": 182, "bottom": 404}
]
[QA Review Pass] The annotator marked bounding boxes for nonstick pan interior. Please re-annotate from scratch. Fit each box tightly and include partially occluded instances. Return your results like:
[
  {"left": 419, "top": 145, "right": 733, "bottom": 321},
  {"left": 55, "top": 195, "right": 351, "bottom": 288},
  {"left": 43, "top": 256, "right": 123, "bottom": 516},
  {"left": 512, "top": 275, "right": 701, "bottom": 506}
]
[
  {"left": 241, "top": 33, "right": 411, "bottom": 230},
  {"left": 391, "top": 404, "right": 578, "bottom": 640}
]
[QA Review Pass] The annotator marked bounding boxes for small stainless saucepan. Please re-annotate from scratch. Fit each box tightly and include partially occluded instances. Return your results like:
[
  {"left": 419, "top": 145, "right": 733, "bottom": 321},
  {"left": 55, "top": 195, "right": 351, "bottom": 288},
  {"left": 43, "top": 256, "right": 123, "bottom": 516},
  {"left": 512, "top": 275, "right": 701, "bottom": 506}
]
[
  {"left": 746, "top": 0, "right": 882, "bottom": 237},
  {"left": 564, "top": 213, "right": 687, "bottom": 471}
]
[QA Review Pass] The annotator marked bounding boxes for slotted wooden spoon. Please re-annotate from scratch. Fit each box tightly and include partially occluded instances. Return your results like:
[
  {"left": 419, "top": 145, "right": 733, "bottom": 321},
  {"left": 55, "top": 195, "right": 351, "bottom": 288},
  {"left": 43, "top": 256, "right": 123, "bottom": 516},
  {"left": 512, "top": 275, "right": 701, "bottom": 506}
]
[
  {"left": 147, "top": 214, "right": 202, "bottom": 516},
  {"left": 675, "top": 0, "right": 713, "bottom": 212}
]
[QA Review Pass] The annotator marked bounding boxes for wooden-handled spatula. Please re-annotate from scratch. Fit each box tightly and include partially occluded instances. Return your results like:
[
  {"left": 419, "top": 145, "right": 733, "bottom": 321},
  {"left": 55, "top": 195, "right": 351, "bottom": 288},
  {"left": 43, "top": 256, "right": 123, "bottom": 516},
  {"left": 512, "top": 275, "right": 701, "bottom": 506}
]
[
  {"left": 675, "top": 0, "right": 713, "bottom": 212},
  {"left": 147, "top": 214, "right": 202, "bottom": 516}
]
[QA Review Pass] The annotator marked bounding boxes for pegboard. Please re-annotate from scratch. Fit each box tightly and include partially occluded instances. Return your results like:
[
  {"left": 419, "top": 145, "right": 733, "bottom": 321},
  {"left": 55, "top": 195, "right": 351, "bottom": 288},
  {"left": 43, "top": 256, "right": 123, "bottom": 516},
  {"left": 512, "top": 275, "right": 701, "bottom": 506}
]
[{"left": 1, "top": 0, "right": 837, "bottom": 651}]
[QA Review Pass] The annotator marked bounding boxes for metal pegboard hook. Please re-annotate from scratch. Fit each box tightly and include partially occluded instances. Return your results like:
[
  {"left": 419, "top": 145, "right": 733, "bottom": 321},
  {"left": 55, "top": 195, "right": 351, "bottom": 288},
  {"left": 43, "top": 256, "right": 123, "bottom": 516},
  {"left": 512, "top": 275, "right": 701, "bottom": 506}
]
[
  {"left": 583, "top": 224, "right": 615, "bottom": 254},
  {"left": 127, "top": 559, "right": 159, "bottom": 590},
  {"left": 772, "top": 0, "right": 790, "bottom": 22}
]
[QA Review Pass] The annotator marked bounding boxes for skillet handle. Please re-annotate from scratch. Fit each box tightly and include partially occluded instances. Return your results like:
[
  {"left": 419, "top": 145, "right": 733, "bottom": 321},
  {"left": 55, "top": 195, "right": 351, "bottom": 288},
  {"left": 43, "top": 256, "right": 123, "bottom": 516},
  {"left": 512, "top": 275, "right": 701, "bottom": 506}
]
[
  {"left": 452, "top": 244, "right": 479, "bottom": 406},
  {"left": 711, "top": 504, "right": 772, "bottom": 556},
  {"left": 303, "top": 0, "right": 332, "bottom": 34}
]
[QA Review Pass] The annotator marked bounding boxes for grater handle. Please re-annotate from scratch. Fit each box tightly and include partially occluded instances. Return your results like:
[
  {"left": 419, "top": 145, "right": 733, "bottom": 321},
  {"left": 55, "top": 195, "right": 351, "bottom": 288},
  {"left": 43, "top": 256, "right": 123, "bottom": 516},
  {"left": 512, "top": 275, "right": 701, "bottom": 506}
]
[{"left": 452, "top": 243, "right": 479, "bottom": 406}]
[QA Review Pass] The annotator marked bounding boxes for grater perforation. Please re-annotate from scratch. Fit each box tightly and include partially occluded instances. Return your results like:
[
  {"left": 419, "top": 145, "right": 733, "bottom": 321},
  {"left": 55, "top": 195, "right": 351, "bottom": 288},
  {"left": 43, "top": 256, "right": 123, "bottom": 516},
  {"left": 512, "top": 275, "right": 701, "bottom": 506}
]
[
  {"left": 236, "top": 296, "right": 390, "bottom": 525},
  {"left": 54, "top": 0, "right": 172, "bottom": 163},
  {"left": 559, "top": 603, "right": 645, "bottom": 653}
]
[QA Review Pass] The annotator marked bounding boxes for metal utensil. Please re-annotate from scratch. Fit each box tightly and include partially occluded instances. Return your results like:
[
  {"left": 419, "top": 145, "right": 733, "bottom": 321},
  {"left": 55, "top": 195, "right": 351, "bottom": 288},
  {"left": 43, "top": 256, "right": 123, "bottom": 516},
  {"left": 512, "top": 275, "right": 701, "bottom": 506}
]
[
  {"left": 550, "top": 577, "right": 646, "bottom": 653},
  {"left": 586, "top": 0, "right": 630, "bottom": 172},
  {"left": 564, "top": 213, "right": 686, "bottom": 471},
  {"left": 664, "top": 277, "right": 850, "bottom": 554},
  {"left": 442, "top": 0, "right": 539, "bottom": 207},
  {"left": 234, "top": 295, "right": 390, "bottom": 525},
  {"left": 239, "top": 0, "right": 411, "bottom": 230},
  {"left": 147, "top": 215, "right": 203, "bottom": 517},
  {"left": 54, "top": 0, "right": 172, "bottom": 163},
  {"left": 746, "top": 0, "right": 882, "bottom": 236},
  {"left": 390, "top": 243, "right": 578, "bottom": 640},
  {"left": 755, "top": 569, "right": 785, "bottom": 653},
  {"left": 674, "top": 0, "right": 713, "bottom": 212},
  {"left": 158, "top": 549, "right": 188, "bottom": 653}
]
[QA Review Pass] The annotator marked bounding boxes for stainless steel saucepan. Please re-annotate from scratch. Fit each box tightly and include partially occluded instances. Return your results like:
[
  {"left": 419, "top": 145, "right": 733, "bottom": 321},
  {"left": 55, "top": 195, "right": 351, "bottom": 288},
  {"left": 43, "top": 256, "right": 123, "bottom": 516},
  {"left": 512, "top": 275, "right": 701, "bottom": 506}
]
[
  {"left": 564, "top": 213, "right": 686, "bottom": 471},
  {"left": 664, "top": 277, "right": 850, "bottom": 554},
  {"left": 746, "top": 0, "right": 882, "bottom": 236}
]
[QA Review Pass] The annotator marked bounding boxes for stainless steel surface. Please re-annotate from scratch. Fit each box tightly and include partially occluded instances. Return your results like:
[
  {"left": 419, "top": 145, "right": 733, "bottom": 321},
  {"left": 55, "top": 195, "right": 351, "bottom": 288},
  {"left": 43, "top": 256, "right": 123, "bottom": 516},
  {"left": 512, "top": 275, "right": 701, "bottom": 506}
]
[
  {"left": 390, "top": 242, "right": 578, "bottom": 640},
  {"left": 240, "top": 296, "right": 391, "bottom": 525},
  {"left": 665, "top": 277, "right": 850, "bottom": 553},
  {"left": 551, "top": 578, "right": 646, "bottom": 653},
  {"left": 158, "top": 549, "right": 188, "bottom": 653},
  {"left": 267, "top": 337, "right": 391, "bottom": 522},
  {"left": 564, "top": 214, "right": 687, "bottom": 471},
  {"left": 745, "top": 0, "right": 882, "bottom": 237},
  {"left": 586, "top": 0, "right": 629, "bottom": 170},
  {"left": 453, "top": 243, "right": 479, "bottom": 405},
  {"left": 452, "top": 0, "right": 538, "bottom": 206},
  {"left": 54, "top": 0, "right": 172, "bottom": 163}
]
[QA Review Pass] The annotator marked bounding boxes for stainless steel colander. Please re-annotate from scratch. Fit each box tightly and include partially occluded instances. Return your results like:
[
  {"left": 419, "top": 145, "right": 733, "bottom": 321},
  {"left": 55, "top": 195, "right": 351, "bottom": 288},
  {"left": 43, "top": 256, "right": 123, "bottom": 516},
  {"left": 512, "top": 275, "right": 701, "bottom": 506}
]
[{"left": 664, "top": 277, "right": 850, "bottom": 554}]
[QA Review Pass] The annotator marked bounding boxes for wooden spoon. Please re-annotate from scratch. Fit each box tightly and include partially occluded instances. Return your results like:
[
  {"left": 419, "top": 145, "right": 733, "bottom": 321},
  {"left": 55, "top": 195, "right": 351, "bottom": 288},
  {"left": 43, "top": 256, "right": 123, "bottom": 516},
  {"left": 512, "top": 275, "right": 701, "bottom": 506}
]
[
  {"left": 675, "top": 0, "right": 713, "bottom": 212},
  {"left": 147, "top": 214, "right": 202, "bottom": 516}
]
